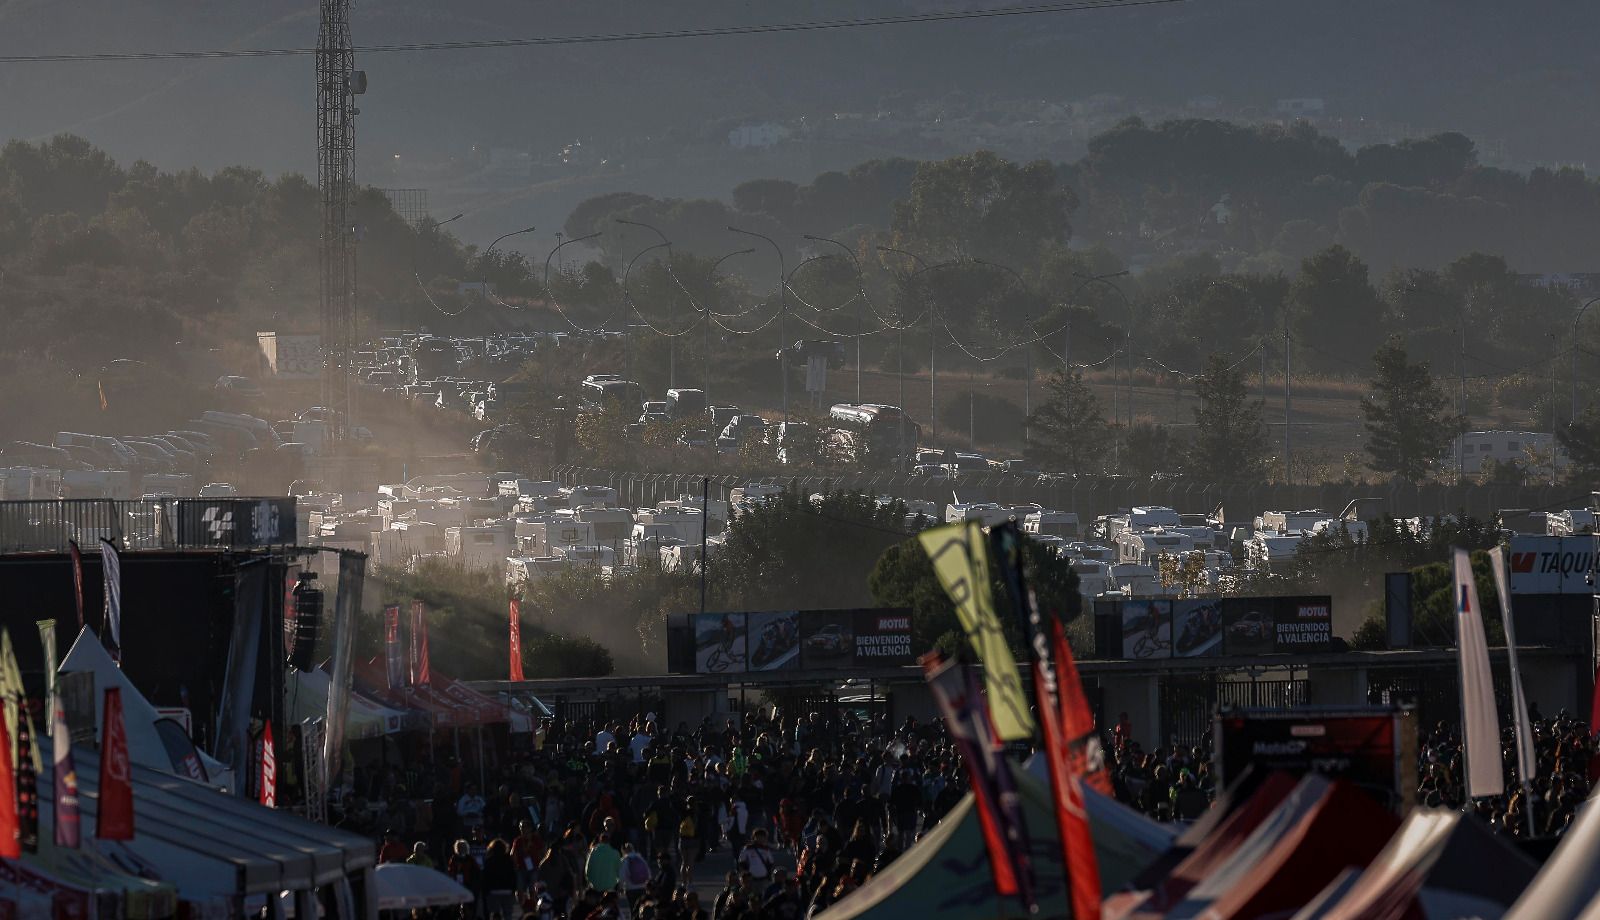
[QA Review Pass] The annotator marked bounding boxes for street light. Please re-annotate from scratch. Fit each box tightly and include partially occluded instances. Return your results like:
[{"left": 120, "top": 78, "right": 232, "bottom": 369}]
[
  {"left": 879, "top": 246, "right": 961, "bottom": 450},
  {"left": 616, "top": 219, "right": 681, "bottom": 388},
  {"left": 480, "top": 225, "right": 536, "bottom": 308},
  {"left": 703, "top": 248, "right": 756, "bottom": 401},
  {"left": 1572, "top": 296, "right": 1600, "bottom": 424},
  {"left": 729, "top": 226, "right": 789, "bottom": 421},
  {"left": 621, "top": 240, "right": 672, "bottom": 385},
  {"left": 543, "top": 231, "right": 600, "bottom": 339},
  {"left": 1073, "top": 271, "right": 1132, "bottom": 467},
  {"left": 412, "top": 213, "right": 464, "bottom": 319},
  {"left": 805, "top": 234, "right": 868, "bottom": 403}
]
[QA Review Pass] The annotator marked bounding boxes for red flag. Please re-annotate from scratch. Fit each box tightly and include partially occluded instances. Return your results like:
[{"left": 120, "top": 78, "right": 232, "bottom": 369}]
[
  {"left": 259, "top": 722, "right": 276, "bottom": 808},
  {"left": 1052, "top": 619, "right": 1112, "bottom": 796},
  {"left": 0, "top": 708, "right": 18, "bottom": 858},
  {"left": 1033, "top": 660, "right": 1102, "bottom": 920},
  {"left": 68, "top": 540, "right": 86, "bottom": 632},
  {"left": 508, "top": 597, "right": 525, "bottom": 682},
  {"left": 97, "top": 689, "right": 134, "bottom": 840},
  {"left": 411, "top": 600, "right": 431, "bottom": 686}
]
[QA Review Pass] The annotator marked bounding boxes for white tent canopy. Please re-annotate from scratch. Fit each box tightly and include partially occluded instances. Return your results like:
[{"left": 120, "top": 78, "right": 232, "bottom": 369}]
[
  {"left": 287, "top": 667, "right": 407, "bottom": 739},
  {"left": 373, "top": 863, "right": 475, "bottom": 910},
  {"left": 58, "top": 626, "right": 232, "bottom": 787}
]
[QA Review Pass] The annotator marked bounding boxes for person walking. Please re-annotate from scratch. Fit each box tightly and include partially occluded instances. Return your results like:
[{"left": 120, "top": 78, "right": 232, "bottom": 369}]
[
  {"left": 482, "top": 838, "right": 519, "bottom": 920},
  {"left": 619, "top": 841, "right": 651, "bottom": 915},
  {"left": 585, "top": 832, "right": 623, "bottom": 896}
]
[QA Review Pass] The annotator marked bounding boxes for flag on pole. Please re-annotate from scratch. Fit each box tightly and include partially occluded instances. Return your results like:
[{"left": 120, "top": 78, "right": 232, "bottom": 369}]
[
  {"left": 1052, "top": 618, "right": 1112, "bottom": 795},
  {"left": 0, "top": 629, "right": 40, "bottom": 779},
  {"left": 924, "top": 652, "right": 1035, "bottom": 910},
  {"left": 36, "top": 620, "right": 56, "bottom": 718},
  {"left": 383, "top": 605, "right": 404, "bottom": 691},
  {"left": 68, "top": 539, "right": 86, "bottom": 631},
  {"left": 1453, "top": 547, "right": 1504, "bottom": 799},
  {"left": 97, "top": 689, "right": 134, "bottom": 839},
  {"left": 259, "top": 721, "right": 276, "bottom": 808},
  {"left": 51, "top": 699, "right": 79, "bottom": 848},
  {"left": 509, "top": 597, "right": 525, "bottom": 682},
  {"left": 918, "top": 521, "right": 1036, "bottom": 740},
  {"left": 15, "top": 709, "right": 37, "bottom": 852},
  {"left": 409, "top": 599, "right": 430, "bottom": 686},
  {"left": 99, "top": 539, "right": 122, "bottom": 662},
  {"left": 98, "top": 381, "right": 108, "bottom": 412},
  {"left": 1488, "top": 547, "right": 1537, "bottom": 787},
  {"left": 990, "top": 522, "right": 1101, "bottom": 919},
  {"left": 0, "top": 708, "right": 17, "bottom": 858}
]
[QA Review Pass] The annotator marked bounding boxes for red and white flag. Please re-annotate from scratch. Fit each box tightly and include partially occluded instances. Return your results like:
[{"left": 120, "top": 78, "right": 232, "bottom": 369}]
[
  {"left": 259, "top": 722, "right": 276, "bottom": 808},
  {"left": 1454, "top": 548, "right": 1503, "bottom": 798},
  {"left": 0, "top": 707, "right": 18, "bottom": 858},
  {"left": 508, "top": 597, "right": 525, "bottom": 682},
  {"left": 97, "top": 689, "right": 134, "bottom": 839}
]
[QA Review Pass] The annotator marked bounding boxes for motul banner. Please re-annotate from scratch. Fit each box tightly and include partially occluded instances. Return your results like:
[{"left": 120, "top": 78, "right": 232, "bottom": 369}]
[{"left": 97, "top": 689, "right": 134, "bottom": 840}]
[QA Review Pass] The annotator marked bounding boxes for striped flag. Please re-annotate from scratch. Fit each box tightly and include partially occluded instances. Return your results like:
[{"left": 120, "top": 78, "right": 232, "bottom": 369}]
[
  {"left": 1454, "top": 547, "right": 1503, "bottom": 799},
  {"left": 99, "top": 539, "right": 122, "bottom": 662},
  {"left": 15, "top": 708, "right": 37, "bottom": 852},
  {"left": 925, "top": 653, "right": 1035, "bottom": 912}
]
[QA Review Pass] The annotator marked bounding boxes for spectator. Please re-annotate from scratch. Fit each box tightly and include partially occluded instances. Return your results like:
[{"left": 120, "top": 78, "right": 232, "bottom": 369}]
[
  {"left": 482, "top": 837, "right": 519, "bottom": 919},
  {"left": 404, "top": 841, "right": 434, "bottom": 870},
  {"left": 586, "top": 832, "right": 623, "bottom": 895}
]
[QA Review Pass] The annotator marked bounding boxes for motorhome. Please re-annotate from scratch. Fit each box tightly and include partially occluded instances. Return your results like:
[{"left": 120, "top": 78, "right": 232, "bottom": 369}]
[
  {"left": 575, "top": 506, "right": 636, "bottom": 542},
  {"left": 445, "top": 524, "right": 516, "bottom": 570},
  {"left": 1255, "top": 510, "right": 1328, "bottom": 535},
  {"left": 945, "top": 502, "right": 1017, "bottom": 526},
  {"left": 1023, "top": 509, "right": 1081, "bottom": 540},
  {"left": 665, "top": 388, "right": 708, "bottom": 420},
  {"left": 1245, "top": 532, "right": 1305, "bottom": 570},
  {"left": 1114, "top": 529, "right": 1198, "bottom": 566}
]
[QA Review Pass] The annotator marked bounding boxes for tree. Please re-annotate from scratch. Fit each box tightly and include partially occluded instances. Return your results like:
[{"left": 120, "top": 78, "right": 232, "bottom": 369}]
[
  {"left": 1360, "top": 336, "right": 1460, "bottom": 483},
  {"left": 1123, "top": 422, "right": 1177, "bottom": 480},
  {"left": 869, "top": 530, "right": 1082, "bottom": 657},
  {"left": 1024, "top": 371, "right": 1111, "bottom": 474},
  {"left": 1557, "top": 407, "right": 1600, "bottom": 483},
  {"left": 1290, "top": 245, "right": 1386, "bottom": 370},
  {"left": 1186, "top": 355, "right": 1266, "bottom": 483},
  {"left": 891, "top": 151, "right": 1076, "bottom": 264}
]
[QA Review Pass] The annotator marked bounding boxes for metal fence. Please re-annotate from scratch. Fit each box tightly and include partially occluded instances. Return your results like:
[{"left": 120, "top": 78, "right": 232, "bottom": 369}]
[
  {"left": 549, "top": 464, "right": 1585, "bottom": 523},
  {"left": 0, "top": 498, "right": 298, "bottom": 553},
  {"left": 1161, "top": 676, "right": 1310, "bottom": 749}
]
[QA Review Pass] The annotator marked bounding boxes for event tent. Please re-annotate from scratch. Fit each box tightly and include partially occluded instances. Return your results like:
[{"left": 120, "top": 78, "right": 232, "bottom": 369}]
[
  {"left": 286, "top": 667, "right": 410, "bottom": 739},
  {"left": 1505, "top": 799, "right": 1600, "bottom": 920},
  {"left": 818, "top": 765, "right": 1172, "bottom": 920},
  {"left": 34, "top": 736, "right": 376, "bottom": 917},
  {"left": 353, "top": 658, "right": 507, "bottom": 728},
  {"left": 1107, "top": 771, "right": 1300, "bottom": 919},
  {"left": 372, "top": 862, "right": 475, "bottom": 910},
  {"left": 58, "top": 627, "right": 233, "bottom": 788},
  {"left": 1151, "top": 774, "right": 1399, "bottom": 920},
  {"left": 1291, "top": 808, "right": 1536, "bottom": 919}
]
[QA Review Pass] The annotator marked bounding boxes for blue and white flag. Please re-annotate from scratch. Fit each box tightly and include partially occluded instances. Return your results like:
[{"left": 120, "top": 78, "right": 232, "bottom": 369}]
[{"left": 99, "top": 539, "right": 122, "bottom": 662}]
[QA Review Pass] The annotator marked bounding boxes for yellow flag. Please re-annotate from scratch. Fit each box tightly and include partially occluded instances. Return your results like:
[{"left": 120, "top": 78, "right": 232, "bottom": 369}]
[
  {"left": 918, "top": 521, "right": 1036, "bottom": 740},
  {"left": 0, "top": 628, "right": 43, "bottom": 774}
]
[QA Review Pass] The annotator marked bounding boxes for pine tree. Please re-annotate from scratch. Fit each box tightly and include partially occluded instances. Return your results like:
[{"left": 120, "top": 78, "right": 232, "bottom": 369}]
[
  {"left": 1187, "top": 355, "right": 1266, "bottom": 483},
  {"left": 1024, "top": 370, "right": 1111, "bottom": 474},
  {"left": 1361, "top": 336, "right": 1461, "bottom": 482}
]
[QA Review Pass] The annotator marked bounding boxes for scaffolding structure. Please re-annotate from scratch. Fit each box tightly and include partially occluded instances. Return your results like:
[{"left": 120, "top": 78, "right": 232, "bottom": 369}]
[
  {"left": 317, "top": 0, "right": 359, "bottom": 441},
  {"left": 380, "top": 188, "right": 431, "bottom": 228}
]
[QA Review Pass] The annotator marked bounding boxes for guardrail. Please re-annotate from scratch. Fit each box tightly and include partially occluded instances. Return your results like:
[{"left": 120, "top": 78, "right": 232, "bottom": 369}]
[{"left": 0, "top": 497, "right": 298, "bottom": 553}]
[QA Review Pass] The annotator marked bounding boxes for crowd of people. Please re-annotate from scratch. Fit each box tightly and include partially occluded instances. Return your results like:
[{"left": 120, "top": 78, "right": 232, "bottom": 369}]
[
  {"left": 347, "top": 708, "right": 970, "bottom": 919},
  {"left": 341, "top": 699, "right": 1600, "bottom": 918}
]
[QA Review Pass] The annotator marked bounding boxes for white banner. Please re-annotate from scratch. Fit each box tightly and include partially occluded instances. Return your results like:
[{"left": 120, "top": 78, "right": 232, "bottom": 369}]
[
  {"left": 1489, "top": 547, "right": 1537, "bottom": 791},
  {"left": 1454, "top": 548, "right": 1504, "bottom": 798},
  {"left": 1506, "top": 535, "right": 1600, "bottom": 594}
]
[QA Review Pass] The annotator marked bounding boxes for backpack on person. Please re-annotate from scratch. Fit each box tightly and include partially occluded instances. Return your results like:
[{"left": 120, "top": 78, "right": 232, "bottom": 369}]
[{"left": 622, "top": 852, "right": 651, "bottom": 888}]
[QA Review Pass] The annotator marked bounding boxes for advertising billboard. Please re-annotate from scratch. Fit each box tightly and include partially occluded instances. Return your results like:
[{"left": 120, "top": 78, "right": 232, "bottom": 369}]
[
  {"left": 257, "top": 332, "right": 323, "bottom": 380},
  {"left": 799, "top": 610, "right": 855, "bottom": 669},
  {"left": 852, "top": 609, "right": 914, "bottom": 666},
  {"left": 1274, "top": 597, "right": 1333, "bottom": 653},
  {"left": 1215, "top": 707, "right": 1414, "bottom": 810},
  {"left": 1222, "top": 597, "right": 1276, "bottom": 656},
  {"left": 747, "top": 610, "right": 800, "bottom": 671},
  {"left": 692, "top": 612, "right": 746, "bottom": 674},
  {"left": 1506, "top": 535, "right": 1600, "bottom": 595},
  {"left": 1121, "top": 599, "right": 1171, "bottom": 660},
  {"left": 1171, "top": 599, "right": 1225, "bottom": 658}
]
